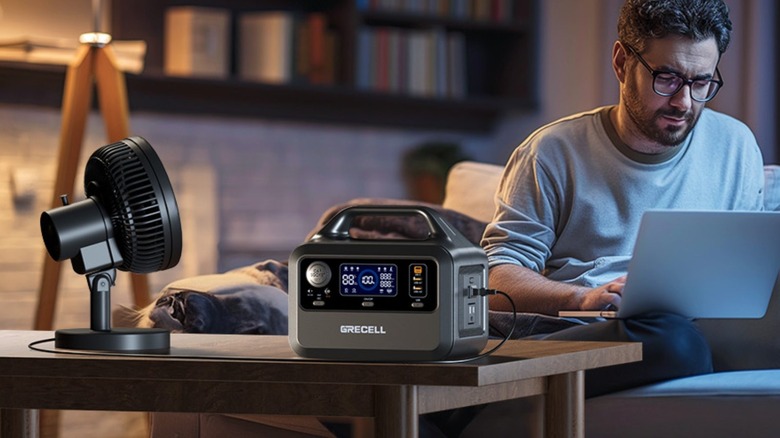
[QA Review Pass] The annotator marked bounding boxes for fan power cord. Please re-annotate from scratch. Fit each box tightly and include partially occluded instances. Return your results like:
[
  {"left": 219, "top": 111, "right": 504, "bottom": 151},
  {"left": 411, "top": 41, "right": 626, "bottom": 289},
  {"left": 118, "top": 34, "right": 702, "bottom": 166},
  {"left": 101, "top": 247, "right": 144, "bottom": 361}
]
[{"left": 28, "top": 287, "right": 518, "bottom": 365}]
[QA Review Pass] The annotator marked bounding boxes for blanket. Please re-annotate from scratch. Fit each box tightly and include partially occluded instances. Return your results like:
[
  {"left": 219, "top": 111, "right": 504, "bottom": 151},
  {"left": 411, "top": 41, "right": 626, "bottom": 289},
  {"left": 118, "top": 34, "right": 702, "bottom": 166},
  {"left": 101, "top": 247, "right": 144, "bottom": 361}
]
[{"left": 138, "top": 262, "right": 289, "bottom": 335}]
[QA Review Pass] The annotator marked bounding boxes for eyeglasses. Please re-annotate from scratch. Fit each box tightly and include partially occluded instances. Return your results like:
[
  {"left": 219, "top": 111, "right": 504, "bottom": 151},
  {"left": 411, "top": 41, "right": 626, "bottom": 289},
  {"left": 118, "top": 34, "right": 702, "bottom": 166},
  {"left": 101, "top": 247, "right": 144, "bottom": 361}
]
[{"left": 624, "top": 44, "right": 723, "bottom": 102}]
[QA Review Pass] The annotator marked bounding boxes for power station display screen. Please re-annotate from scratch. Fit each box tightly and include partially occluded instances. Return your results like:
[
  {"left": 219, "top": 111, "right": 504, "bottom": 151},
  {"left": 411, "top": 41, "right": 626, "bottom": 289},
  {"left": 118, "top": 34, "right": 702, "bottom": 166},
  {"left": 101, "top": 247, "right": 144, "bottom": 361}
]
[
  {"left": 300, "top": 258, "right": 436, "bottom": 311},
  {"left": 339, "top": 263, "right": 397, "bottom": 296}
]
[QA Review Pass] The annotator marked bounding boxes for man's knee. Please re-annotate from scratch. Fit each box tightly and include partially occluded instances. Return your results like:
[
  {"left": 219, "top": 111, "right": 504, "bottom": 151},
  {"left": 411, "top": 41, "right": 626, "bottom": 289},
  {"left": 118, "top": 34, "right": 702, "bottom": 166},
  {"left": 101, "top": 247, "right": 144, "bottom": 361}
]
[{"left": 626, "top": 312, "right": 713, "bottom": 375}]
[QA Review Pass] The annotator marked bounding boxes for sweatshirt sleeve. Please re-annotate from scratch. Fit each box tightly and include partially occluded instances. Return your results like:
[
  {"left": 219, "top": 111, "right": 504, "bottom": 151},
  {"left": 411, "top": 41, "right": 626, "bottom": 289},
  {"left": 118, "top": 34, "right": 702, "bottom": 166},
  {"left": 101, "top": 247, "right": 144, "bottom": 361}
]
[{"left": 481, "top": 139, "right": 559, "bottom": 272}]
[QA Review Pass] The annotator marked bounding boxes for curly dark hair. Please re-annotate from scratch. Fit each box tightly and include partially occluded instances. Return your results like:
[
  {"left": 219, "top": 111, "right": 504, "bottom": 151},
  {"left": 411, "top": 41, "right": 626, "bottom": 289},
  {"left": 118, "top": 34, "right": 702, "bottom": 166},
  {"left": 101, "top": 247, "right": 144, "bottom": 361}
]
[{"left": 617, "top": 0, "right": 732, "bottom": 54}]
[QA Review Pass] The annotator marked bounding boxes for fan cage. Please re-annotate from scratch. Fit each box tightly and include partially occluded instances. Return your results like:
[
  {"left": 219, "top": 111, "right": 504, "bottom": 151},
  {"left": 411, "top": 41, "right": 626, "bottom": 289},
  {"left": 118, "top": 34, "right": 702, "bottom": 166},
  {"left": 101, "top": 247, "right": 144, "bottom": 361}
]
[{"left": 87, "top": 140, "right": 167, "bottom": 273}]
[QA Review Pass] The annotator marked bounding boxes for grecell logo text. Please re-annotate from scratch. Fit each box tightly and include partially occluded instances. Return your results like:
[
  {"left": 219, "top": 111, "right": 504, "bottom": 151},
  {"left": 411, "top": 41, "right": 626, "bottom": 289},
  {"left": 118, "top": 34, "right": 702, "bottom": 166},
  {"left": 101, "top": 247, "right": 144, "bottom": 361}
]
[{"left": 340, "top": 325, "right": 387, "bottom": 335}]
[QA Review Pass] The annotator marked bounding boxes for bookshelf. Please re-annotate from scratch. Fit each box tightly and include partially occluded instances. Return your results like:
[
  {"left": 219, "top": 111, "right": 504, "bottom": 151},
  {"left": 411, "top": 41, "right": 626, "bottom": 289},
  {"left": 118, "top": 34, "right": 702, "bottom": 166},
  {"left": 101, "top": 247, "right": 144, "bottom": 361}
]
[{"left": 0, "top": 0, "right": 539, "bottom": 132}]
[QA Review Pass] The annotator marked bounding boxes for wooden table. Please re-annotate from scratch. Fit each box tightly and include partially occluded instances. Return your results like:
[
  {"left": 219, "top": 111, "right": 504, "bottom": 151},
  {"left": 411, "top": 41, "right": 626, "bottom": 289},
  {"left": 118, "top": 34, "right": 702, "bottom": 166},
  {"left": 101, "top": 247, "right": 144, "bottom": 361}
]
[{"left": 0, "top": 331, "right": 640, "bottom": 438}]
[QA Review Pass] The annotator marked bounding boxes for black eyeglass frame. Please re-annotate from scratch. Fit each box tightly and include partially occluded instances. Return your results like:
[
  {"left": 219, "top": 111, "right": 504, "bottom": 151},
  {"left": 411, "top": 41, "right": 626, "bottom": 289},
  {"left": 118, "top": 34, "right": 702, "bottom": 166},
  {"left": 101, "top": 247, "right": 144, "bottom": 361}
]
[{"left": 623, "top": 43, "right": 724, "bottom": 103}]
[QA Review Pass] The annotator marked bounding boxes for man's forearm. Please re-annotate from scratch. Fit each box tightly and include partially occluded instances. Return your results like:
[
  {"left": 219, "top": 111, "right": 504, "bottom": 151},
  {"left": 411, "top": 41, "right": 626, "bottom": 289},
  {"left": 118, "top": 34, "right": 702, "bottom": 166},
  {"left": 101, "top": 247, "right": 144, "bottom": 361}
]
[{"left": 488, "top": 264, "right": 587, "bottom": 315}]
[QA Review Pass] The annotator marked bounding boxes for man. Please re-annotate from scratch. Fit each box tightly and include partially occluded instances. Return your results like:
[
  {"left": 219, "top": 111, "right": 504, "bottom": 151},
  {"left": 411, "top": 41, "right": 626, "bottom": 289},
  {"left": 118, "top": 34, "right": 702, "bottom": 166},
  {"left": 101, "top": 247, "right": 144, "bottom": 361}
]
[
  {"left": 425, "top": 1, "right": 764, "bottom": 434},
  {"left": 481, "top": 0, "right": 764, "bottom": 399},
  {"left": 420, "top": 0, "right": 763, "bottom": 435}
]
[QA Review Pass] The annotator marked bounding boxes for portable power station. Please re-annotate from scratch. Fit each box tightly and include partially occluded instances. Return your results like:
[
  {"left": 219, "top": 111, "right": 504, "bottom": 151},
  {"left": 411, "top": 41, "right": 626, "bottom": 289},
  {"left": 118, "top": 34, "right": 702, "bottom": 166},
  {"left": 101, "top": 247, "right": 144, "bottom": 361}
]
[{"left": 288, "top": 205, "right": 489, "bottom": 362}]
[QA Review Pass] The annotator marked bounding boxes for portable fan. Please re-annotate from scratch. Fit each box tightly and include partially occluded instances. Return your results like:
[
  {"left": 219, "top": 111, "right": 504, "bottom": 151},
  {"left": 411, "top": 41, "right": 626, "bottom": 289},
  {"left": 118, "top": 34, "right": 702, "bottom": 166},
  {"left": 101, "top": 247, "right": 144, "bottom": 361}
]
[{"left": 40, "top": 136, "right": 182, "bottom": 352}]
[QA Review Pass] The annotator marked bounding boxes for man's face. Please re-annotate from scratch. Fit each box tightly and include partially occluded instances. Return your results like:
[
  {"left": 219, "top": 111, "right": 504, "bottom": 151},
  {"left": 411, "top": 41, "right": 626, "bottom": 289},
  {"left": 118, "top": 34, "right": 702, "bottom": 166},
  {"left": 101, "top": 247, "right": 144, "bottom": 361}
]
[{"left": 622, "top": 36, "right": 720, "bottom": 148}]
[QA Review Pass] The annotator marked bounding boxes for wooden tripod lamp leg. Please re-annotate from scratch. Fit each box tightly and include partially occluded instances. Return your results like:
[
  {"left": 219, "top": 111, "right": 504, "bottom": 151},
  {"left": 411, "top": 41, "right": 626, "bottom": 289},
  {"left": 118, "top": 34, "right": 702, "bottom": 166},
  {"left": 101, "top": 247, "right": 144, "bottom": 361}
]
[
  {"left": 36, "top": 43, "right": 151, "bottom": 331},
  {"left": 35, "top": 45, "right": 95, "bottom": 331},
  {"left": 35, "top": 43, "right": 96, "bottom": 438},
  {"left": 95, "top": 44, "right": 130, "bottom": 139},
  {"left": 94, "top": 45, "right": 151, "bottom": 309}
]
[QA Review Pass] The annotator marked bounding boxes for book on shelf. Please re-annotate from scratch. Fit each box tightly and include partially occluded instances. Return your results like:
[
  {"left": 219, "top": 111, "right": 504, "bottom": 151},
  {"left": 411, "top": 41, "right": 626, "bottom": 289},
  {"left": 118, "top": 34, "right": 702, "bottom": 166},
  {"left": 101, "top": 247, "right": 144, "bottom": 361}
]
[
  {"left": 447, "top": 32, "right": 466, "bottom": 99},
  {"left": 240, "top": 11, "right": 294, "bottom": 84},
  {"left": 356, "top": 28, "right": 373, "bottom": 91},
  {"left": 297, "top": 13, "right": 338, "bottom": 85},
  {"left": 407, "top": 30, "right": 433, "bottom": 97},
  {"left": 375, "top": 27, "right": 390, "bottom": 92},
  {"left": 0, "top": 36, "right": 147, "bottom": 73},
  {"left": 306, "top": 13, "right": 329, "bottom": 85},
  {"left": 164, "top": 6, "right": 231, "bottom": 79},
  {"left": 240, "top": 11, "right": 338, "bottom": 86}
]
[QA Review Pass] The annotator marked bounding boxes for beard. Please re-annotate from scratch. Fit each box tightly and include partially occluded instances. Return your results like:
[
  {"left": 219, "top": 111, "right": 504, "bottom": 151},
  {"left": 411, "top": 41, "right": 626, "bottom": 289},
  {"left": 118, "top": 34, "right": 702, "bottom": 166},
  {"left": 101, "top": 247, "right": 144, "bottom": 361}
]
[{"left": 623, "top": 78, "right": 701, "bottom": 147}]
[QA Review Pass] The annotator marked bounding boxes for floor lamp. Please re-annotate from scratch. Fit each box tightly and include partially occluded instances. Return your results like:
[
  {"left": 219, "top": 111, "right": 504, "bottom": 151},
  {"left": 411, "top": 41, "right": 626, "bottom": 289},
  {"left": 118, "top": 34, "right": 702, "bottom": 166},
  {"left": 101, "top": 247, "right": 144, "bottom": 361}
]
[{"left": 34, "top": 31, "right": 151, "bottom": 438}]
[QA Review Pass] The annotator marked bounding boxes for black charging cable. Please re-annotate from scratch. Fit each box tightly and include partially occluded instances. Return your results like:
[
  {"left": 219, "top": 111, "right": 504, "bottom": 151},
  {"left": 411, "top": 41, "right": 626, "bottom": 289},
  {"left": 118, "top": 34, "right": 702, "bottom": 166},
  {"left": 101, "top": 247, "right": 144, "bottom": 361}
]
[{"left": 435, "top": 286, "right": 517, "bottom": 364}]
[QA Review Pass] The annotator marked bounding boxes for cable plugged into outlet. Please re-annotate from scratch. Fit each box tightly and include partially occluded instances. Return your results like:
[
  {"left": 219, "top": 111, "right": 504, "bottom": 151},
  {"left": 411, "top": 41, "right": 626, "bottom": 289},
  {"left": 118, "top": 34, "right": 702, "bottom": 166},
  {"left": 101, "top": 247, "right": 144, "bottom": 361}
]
[{"left": 467, "top": 285, "right": 501, "bottom": 298}]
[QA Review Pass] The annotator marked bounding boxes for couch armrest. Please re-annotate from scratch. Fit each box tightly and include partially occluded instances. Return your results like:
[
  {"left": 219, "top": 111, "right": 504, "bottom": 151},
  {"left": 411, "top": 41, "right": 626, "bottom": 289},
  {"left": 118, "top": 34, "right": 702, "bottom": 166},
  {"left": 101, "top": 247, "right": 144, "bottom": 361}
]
[
  {"left": 696, "top": 277, "right": 780, "bottom": 371},
  {"left": 442, "top": 161, "right": 502, "bottom": 222}
]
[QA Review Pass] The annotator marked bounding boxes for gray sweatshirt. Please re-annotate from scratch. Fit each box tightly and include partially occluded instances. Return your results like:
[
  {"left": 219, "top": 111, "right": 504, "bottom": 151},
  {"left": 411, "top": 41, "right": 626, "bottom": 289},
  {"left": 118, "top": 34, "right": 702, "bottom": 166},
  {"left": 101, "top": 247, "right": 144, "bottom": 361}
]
[{"left": 482, "top": 106, "right": 765, "bottom": 288}]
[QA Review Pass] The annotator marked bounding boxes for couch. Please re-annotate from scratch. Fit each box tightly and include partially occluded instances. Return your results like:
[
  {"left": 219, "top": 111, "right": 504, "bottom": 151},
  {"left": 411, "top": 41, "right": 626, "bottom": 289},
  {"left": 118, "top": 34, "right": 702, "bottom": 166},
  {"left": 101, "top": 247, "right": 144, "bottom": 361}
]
[
  {"left": 442, "top": 161, "right": 780, "bottom": 438},
  {"left": 147, "top": 160, "right": 780, "bottom": 437}
]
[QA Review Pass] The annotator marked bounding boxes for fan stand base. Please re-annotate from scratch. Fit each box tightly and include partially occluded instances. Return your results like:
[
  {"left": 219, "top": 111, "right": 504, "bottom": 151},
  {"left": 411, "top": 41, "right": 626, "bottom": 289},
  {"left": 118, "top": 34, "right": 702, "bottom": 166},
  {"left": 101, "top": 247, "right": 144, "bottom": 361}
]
[{"left": 54, "top": 327, "right": 170, "bottom": 353}]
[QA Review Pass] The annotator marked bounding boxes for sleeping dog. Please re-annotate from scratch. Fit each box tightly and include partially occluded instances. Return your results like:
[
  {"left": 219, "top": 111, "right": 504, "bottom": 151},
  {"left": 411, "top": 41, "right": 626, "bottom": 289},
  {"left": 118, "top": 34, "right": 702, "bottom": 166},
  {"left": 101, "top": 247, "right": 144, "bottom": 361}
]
[{"left": 136, "top": 261, "right": 289, "bottom": 335}]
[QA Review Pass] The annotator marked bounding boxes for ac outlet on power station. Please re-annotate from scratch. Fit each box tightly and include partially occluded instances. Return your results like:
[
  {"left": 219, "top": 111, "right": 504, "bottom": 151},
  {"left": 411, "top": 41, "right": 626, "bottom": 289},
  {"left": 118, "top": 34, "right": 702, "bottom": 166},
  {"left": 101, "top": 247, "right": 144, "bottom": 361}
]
[{"left": 459, "top": 267, "right": 484, "bottom": 332}]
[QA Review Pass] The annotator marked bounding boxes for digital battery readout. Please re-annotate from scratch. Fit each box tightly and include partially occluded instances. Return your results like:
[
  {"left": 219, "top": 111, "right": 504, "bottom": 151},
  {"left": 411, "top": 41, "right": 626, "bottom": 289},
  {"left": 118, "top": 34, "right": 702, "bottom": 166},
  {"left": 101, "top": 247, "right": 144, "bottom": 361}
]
[{"left": 339, "top": 263, "right": 397, "bottom": 296}]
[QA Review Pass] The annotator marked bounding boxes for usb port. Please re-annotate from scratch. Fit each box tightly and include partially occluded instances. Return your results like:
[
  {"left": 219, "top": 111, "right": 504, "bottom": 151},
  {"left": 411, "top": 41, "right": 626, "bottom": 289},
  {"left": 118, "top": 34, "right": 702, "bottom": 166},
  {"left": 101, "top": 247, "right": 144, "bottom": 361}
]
[{"left": 467, "top": 303, "right": 476, "bottom": 324}]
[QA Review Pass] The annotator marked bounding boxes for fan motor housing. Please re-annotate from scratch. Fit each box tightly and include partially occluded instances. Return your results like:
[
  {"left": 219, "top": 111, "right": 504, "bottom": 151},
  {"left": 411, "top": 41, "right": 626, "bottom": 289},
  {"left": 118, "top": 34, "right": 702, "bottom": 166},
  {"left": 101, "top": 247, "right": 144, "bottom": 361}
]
[
  {"left": 39, "top": 197, "right": 123, "bottom": 274},
  {"left": 40, "top": 136, "right": 182, "bottom": 275}
]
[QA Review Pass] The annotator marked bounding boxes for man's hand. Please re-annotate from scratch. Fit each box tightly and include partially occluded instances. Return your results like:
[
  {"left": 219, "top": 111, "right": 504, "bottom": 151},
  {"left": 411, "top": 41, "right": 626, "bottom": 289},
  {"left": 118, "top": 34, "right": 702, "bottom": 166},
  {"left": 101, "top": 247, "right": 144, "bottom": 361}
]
[{"left": 577, "top": 276, "right": 626, "bottom": 310}]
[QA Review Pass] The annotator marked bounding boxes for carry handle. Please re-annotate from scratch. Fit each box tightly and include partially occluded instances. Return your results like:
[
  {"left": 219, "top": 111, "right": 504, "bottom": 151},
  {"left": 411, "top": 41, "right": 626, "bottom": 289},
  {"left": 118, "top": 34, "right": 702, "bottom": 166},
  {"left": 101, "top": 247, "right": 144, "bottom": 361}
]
[{"left": 313, "top": 205, "right": 453, "bottom": 242}]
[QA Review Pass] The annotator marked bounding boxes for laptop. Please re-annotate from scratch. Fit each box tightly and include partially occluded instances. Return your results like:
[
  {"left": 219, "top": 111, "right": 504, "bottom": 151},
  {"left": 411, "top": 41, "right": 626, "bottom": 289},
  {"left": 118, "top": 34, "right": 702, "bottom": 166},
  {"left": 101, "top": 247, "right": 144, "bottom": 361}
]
[{"left": 559, "top": 210, "right": 780, "bottom": 319}]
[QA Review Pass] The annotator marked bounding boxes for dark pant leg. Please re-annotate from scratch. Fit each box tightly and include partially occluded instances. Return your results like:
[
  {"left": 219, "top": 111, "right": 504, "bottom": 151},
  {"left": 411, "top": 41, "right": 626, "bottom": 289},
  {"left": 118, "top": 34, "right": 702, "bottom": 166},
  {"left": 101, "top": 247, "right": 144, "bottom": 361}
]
[{"left": 539, "top": 311, "right": 713, "bottom": 397}]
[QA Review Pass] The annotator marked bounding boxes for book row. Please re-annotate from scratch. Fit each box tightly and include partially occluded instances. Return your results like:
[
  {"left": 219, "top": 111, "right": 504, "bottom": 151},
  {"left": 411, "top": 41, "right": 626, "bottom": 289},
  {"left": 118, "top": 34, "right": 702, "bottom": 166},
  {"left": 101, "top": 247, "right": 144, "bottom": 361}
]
[
  {"left": 165, "top": 7, "right": 337, "bottom": 85},
  {"left": 356, "top": 0, "right": 518, "bottom": 22},
  {"left": 164, "top": 5, "right": 482, "bottom": 98},
  {"left": 355, "top": 27, "right": 467, "bottom": 99}
]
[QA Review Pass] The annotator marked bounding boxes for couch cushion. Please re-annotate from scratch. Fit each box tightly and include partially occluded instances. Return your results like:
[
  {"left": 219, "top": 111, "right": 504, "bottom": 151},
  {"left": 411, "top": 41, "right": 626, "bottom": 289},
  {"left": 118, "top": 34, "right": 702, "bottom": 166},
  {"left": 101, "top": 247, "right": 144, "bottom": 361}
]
[
  {"left": 589, "top": 369, "right": 780, "bottom": 398},
  {"left": 585, "top": 370, "right": 780, "bottom": 438},
  {"left": 461, "top": 370, "right": 780, "bottom": 438},
  {"left": 442, "top": 161, "right": 502, "bottom": 222}
]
